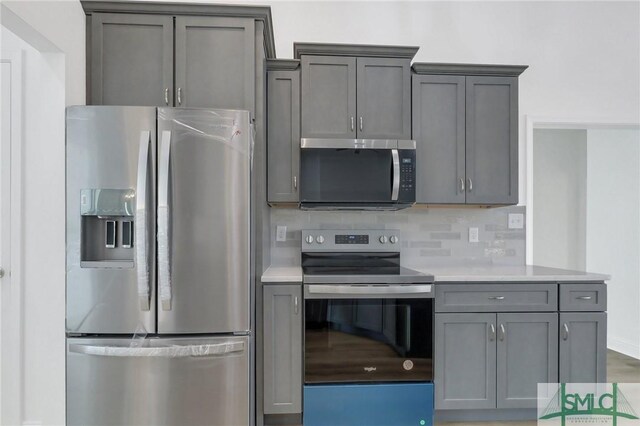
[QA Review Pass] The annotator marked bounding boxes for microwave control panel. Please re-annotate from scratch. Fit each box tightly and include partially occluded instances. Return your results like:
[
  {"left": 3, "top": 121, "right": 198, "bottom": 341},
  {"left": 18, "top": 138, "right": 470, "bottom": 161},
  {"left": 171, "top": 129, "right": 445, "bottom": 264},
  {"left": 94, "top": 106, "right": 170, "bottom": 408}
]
[{"left": 398, "top": 150, "right": 416, "bottom": 201}]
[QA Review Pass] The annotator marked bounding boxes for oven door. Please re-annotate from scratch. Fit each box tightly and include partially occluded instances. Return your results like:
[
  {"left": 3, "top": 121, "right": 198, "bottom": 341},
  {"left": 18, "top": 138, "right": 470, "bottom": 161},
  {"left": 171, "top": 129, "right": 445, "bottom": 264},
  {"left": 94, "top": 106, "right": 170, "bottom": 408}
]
[
  {"left": 299, "top": 139, "right": 416, "bottom": 208},
  {"left": 304, "top": 284, "right": 433, "bottom": 384}
]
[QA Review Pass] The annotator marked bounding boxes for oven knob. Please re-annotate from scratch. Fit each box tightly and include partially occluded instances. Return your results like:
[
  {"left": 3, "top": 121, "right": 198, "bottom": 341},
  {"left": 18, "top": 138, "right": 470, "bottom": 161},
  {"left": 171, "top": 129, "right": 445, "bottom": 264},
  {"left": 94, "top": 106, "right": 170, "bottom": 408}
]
[
  {"left": 379, "top": 236, "right": 388, "bottom": 244},
  {"left": 389, "top": 235, "right": 398, "bottom": 244},
  {"left": 316, "top": 235, "right": 325, "bottom": 244},
  {"left": 305, "top": 235, "right": 314, "bottom": 244}
]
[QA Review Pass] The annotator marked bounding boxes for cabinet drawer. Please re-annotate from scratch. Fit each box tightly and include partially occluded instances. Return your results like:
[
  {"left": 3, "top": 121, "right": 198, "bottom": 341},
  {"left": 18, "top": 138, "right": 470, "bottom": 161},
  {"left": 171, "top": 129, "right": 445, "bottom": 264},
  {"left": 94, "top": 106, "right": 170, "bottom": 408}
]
[
  {"left": 435, "top": 284, "right": 557, "bottom": 312},
  {"left": 560, "top": 283, "right": 606, "bottom": 312}
]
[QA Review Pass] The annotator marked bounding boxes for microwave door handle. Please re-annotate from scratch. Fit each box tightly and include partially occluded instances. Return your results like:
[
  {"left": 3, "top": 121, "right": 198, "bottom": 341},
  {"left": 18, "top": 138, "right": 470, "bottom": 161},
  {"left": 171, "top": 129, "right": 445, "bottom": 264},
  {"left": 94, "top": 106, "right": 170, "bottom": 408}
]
[
  {"left": 135, "top": 131, "right": 151, "bottom": 311},
  {"left": 391, "top": 149, "right": 400, "bottom": 201},
  {"left": 158, "top": 130, "right": 172, "bottom": 311}
]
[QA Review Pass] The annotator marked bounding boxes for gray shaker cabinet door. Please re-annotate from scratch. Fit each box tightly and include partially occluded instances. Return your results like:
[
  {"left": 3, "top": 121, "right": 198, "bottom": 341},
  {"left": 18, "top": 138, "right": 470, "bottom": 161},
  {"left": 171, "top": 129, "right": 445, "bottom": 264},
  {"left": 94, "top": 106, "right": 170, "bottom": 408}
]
[
  {"left": 559, "top": 312, "right": 607, "bottom": 384},
  {"left": 496, "top": 313, "right": 558, "bottom": 409},
  {"left": 435, "top": 313, "right": 497, "bottom": 410},
  {"left": 465, "top": 76, "right": 518, "bottom": 204},
  {"left": 301, "top": 55, "right": 356, "bottom": 139},
  {"left": 175, "top": 16, "right": 255, "bottom": 112},
  {"left": 263, "top": 285, "right": 302, "bottom": 415},
  {"left": 267, "top": 70, "right": 300, "bottom": 203},
  {"left": 412, "top": 75, "right": 466, "bottom": 204},
  {"left": 356, "top": 57, "right": 411, "bottom": 140},
  {"left": 91, "top": 13, "right": 173, "bottom": 106}
]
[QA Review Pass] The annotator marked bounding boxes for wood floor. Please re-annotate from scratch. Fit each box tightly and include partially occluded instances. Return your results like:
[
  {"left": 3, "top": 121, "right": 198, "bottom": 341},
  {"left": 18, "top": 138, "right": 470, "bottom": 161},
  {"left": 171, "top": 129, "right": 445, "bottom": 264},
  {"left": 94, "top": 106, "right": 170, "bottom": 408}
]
[{"left": 436, "top": 349, "right": 640, "bottom": 426}]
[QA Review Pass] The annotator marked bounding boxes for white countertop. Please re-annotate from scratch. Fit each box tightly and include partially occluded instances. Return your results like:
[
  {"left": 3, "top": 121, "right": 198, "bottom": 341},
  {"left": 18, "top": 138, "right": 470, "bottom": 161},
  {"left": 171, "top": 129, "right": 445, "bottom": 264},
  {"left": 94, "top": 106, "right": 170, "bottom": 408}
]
[{"left": 261, "top": 264, "right": 609, "bottom": 283}]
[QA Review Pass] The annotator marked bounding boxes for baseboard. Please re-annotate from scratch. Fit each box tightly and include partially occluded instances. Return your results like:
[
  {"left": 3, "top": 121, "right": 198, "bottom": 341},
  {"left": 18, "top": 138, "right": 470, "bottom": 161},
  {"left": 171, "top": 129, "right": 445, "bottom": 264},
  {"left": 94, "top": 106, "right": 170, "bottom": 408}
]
[
  {"left": 435, "top": 408, "right": 537, "bottom": 422},
  {"left": 608, "top": 336, "right": 640, "bottom": 359}
]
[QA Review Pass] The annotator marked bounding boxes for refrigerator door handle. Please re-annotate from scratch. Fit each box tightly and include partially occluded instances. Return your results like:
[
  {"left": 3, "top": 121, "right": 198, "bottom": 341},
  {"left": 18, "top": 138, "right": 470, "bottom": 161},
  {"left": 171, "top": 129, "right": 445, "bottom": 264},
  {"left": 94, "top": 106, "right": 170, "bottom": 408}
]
[
  {"left": 68, "top": 341, "right": 245, "bottom": 358},
  {"left": 158, "top": 130, "right": 172, "bottom": 311},
  {"left": 135, "top": 131, "right": 151, "bottom": 311}
]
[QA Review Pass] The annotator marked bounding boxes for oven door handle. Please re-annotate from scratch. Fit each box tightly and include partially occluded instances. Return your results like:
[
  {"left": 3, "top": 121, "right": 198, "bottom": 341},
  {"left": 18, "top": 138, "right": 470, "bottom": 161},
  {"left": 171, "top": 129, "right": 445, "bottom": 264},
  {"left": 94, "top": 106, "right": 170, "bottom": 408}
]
[
  {"left": 305, "top": 284, "right": 433, "bottom": 299},
  {"left": 391, "top": 149, "right": 400, "bottom": 201}
]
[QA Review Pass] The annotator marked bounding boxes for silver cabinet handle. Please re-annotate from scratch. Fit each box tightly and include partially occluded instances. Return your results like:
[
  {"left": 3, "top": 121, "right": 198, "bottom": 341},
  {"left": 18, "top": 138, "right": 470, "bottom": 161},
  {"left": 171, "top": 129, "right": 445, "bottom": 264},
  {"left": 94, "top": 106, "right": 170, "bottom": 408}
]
[
  {"left": 499, "top": 324, "right": 506, "bottom": 341},
  {"left": 562, "top": 323, "right": 569, "bottom": 340},
  {"left": 177, "top": 87, "right": 182, "bottom": 106},
  {"left": 459, "top": 177, "right": 465, "bottom": 193},
  {"left": 0, "top": 267, "right": 5, "bottom": 278},
  {"left": 359, "top": 117, "right": 363, "bottom": 131},
  {"left": 489, "top": 324, "right": 496, "bottom": 341},
  {"left": 391, "top": 149, "right": 400, "bottom": 201},
  {"left": 489, "top": 296, "right": 505, "bottom": 300},
  {"left": 467, "top": 177, "right": 473, "bottom": 192},
  {"left": 293, "top": 175, "right": 297, "bottom": 190},
  {"left": 576, "top": 296, "right": 592, "bottom": 300},
  {"left": 350, "top": 117, "right": 355, "bottom": 132},
  {"left": 294, "top": 296, "right": 299, "bottom": 315},
  {"left": 158, "top": 130, "right": 172, "bottom": 311},
  {"left": 164, "top": 88, "right": 169, "bottom": 105},
  {"left": 135, "top": 131, "right": 151, "bottom": 311}
]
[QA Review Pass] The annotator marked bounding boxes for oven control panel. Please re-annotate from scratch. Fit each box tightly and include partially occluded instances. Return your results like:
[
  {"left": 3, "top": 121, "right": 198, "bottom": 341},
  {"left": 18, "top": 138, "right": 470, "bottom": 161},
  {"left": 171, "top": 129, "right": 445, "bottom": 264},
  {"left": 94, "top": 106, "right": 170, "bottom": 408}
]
[{"left": 302, "top": 230, "right": 401, "bottom": 252}]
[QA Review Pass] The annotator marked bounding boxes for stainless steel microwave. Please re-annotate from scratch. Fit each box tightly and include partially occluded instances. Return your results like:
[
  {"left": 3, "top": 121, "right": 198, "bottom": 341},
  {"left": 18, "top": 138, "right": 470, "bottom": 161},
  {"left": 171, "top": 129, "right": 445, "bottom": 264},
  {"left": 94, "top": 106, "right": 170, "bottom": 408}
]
[{"left": 299, "top": 139, "right": 416, "bottom": 210}]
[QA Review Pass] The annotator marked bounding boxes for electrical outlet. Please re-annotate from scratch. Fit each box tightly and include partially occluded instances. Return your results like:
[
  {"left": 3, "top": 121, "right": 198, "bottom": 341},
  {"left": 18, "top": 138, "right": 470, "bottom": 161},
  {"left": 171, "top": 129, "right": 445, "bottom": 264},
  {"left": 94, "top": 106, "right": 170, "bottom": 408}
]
[
  {"left": 469, "top": 227, "right": 479, "bottom": 243},
  {"left": 508, "top": 213, "right": 524, "bottom": 229},
  {"left": 276, "top": 226, "right": 287, "bottom": 242}
]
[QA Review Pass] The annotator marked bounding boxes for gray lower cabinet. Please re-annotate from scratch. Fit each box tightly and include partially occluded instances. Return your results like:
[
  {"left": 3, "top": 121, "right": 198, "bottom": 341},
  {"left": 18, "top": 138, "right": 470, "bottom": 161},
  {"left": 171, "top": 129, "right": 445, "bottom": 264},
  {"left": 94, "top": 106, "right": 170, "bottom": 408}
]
[
  {"left": 90, "top": 13, "right": 173, "bottom": 106},
  {"left": 465, "top": 76, "right": 518, "bottom": 204},
  {"left": 263, "top": 285, "right": 302, "bottom": 415},
  {"left": 496, "top": 313, "right": 558, "bottom": 408},
  {"left": 559, "top": 312, "right": 607, "bottom": 384},
  {"left": 175, "top": 16, "right": 255, "bottom": 111},
  {"left": 435, "top": 313, "right": 497, "bottom": 410},
  {"left": 267, "top": 67, "right": 300, "bottom": 203}
]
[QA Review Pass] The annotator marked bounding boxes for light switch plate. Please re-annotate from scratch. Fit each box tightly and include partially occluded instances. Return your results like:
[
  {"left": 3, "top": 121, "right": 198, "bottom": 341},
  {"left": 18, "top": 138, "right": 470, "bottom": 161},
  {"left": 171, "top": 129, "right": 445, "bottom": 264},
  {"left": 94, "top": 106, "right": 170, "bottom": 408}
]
[
  {"left": 469, "top": 227, "right": 479, "bottom": 243},
  {"left": 508, "top": 213, "right": 524, "bottom": 229},
  {"left": 276, "top": 226, "right": 287, "bottom": 242}
]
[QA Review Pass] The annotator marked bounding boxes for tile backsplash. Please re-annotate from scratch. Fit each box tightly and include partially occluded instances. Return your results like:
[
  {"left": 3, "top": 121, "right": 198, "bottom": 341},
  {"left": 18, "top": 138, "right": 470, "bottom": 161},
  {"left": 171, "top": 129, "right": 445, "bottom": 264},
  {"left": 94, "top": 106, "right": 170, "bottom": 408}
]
[{"left": 269, "top": 206, "right": 526, "bottom": 268}]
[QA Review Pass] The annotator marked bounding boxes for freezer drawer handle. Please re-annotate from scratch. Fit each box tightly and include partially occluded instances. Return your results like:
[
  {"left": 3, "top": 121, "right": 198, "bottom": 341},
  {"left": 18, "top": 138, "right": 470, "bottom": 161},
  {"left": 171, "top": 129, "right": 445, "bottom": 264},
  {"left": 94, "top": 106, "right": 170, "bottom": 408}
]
[
  {"left": 158, "top": 130, "right": 172, "bottom": 310},
  {"left": 136, "top": 131, "right": 152, "bottom": 311},
  {"left": 68, "top": 341, "right": 245, "bottom": 358}
]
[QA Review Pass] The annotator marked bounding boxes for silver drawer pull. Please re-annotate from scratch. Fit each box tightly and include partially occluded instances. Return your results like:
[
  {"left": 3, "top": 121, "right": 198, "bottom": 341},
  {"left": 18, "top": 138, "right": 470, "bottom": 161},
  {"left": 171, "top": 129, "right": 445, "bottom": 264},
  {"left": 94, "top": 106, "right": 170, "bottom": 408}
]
[
  {"left": 489, "top": 296, "right": 505, "bottom": 300},
  {"left": 576, "top": 296, "right": 592, "bottom": 300}
]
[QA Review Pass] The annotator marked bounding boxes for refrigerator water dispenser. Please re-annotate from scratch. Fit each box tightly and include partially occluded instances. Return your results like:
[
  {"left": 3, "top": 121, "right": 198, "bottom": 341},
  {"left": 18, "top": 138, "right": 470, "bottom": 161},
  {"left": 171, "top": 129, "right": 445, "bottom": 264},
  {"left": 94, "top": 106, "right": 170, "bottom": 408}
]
[{"left": 80, "top": 188, "right": 135, "bottom": 268}]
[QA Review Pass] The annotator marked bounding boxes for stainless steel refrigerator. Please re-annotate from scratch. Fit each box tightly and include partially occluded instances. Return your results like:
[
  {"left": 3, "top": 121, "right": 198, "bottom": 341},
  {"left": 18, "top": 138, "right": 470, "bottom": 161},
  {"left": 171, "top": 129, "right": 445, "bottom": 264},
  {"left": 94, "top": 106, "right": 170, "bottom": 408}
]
[{"left": 65, "top": 106, "right": 252, "bottom": 426}]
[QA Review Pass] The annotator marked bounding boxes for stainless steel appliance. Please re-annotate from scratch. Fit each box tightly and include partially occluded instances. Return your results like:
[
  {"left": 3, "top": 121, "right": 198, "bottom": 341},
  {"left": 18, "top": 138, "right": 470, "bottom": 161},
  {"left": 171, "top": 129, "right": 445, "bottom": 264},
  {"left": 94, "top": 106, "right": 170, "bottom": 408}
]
[
  {"left": 301, "top": 229, "right": 435, "bottom": 425},
  {"left": 66, "top": 106, "right": 252, "bottom": 426},
  {"left": 299, "top": 139, "right": 416, "bottom": 210}
]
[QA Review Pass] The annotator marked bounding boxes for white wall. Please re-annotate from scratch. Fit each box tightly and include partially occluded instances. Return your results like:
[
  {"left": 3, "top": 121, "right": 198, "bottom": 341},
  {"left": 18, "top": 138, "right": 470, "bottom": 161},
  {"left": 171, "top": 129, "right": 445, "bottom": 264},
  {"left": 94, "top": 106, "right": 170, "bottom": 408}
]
[
  {"left": 586, "top": 129, "right": 640, "bottom": 359},
  {"left": 532, "top": 129, "right": 587, "bottom": 270},
  {"left": 1, "top": 25, "right": 66, "bottom": 426}
]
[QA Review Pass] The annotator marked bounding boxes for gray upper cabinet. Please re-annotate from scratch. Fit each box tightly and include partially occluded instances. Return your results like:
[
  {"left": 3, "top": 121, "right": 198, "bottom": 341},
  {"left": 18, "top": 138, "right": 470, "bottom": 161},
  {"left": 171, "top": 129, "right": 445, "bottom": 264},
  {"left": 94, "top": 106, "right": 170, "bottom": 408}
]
[
  {"left": 356, "top": 57, "right": 411, "bottom": 140},
  {"left": 301, "top": 55, "right": 356, "bottom": 139},
  {"left": 263, "top": 285, "right": 302, "bottom": 415},
  {"left": 559, "top": 312, "right": 607, "bottom": 384},
  {"left": 267, "top": 64, "right": 300, "bottom": 203},
  {"left": 91, "top": 13, "right": 173, "bottom": 106},
  {"left": 175, "top": 16, "right": 255, "bottom": 111},
  {"left": 465, "top": 76, "right": 518, "bottom": 204},
  {"left": 435, "top": 313, "right": 496, "bottom": 410},
  {"left": 412, "top": 75, "right": 465, "bottom": 203},
  {"left": 412, "top": 64, "right": 526, "bottom": 205},
  {"left": 496, "top": 313, "right": 558, "bottom": 409}
]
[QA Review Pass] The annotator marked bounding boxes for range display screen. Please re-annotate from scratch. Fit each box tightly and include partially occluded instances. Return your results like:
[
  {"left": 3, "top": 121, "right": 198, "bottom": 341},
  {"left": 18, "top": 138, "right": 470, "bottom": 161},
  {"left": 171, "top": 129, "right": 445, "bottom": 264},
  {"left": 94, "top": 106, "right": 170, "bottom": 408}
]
[{"left": 335, "top": 234, "right": 369, "bottom": 245}]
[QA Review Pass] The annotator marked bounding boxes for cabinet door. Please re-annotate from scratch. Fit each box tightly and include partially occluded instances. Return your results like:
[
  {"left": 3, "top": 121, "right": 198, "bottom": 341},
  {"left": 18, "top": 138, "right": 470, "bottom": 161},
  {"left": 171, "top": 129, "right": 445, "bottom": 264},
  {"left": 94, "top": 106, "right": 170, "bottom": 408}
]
[
  {"left": 412, "top": 75, "right": 466, "bottom": 203},
  {"left": 356, "top": 57, "right": 411, "bottom": 140},
  {"left": 175, "top": 17, "right": 255, "bottom": 111},
  {"left": 263, "top": 285, "right": 302, "bottom": 415},
  {"left": 497, "top": 313, "right": 558, "bottom": 408},
  {"left": 465, "top": 76, "right": 518, "bottom": 204},
  {"left": 559, "top": 312, "right": 607, "bottom": 384},
  {"left": 301, "top": 56, "right": 356, "bottom": 139},
  {"left": 435, "top": 313, "right": 496, "bottom": 409},
  {"left": 267, "top": 70, "right": 300, "bottom": 203},
  {"left": 91, "top": 13, "right": 173, "bottom": 106}
]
